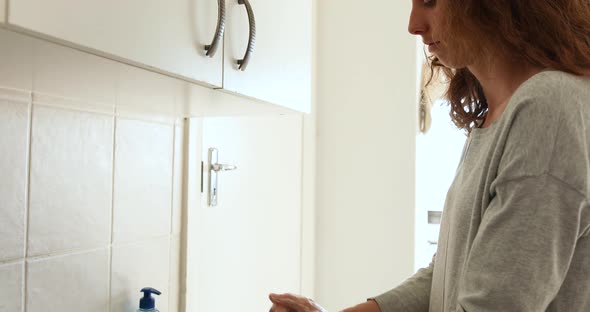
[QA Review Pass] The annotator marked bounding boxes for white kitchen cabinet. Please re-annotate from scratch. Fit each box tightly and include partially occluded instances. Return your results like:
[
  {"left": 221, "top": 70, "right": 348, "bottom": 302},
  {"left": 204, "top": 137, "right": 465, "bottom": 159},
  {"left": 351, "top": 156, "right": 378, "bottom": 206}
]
[
  {"left": 6, "top": 0, "right": 312, "bottom": 112},
  {"left": 8, "top": 0, "right": 223, "bottom": 87},
  {"left": 185, "top": 115, "right": 303, "bottom": 312},
  {"left": 223, "top": 0, "right": 312, "bottom": 113}
]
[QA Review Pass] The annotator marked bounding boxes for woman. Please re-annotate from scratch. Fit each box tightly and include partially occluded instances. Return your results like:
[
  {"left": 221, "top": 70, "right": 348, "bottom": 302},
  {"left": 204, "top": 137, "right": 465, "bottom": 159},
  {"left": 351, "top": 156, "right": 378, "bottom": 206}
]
[{"left": 270, "top": 0, "right": 590, "bottom": 311}]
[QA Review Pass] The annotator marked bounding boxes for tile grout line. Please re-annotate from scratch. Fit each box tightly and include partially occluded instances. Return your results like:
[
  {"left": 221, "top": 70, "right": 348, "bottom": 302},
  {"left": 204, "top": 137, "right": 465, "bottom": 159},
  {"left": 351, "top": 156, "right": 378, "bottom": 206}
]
[
  {"left": 21, "top": 235, "right": 171, "bottom": 263},
  {"left": 32, "top": 100, "right": 114, "bottom": 117},
  {"left": 108, "top": 67, "right": 120, "bottom": 312},
  {"left": 31, "top": 91, "right": 177, "bottom": 126},
  {"left": 26, "top": 246, "right": 112, "bottom": 262},
  {"left": 0, "top": 258, "right": 25, "bottom": 266},
  {"left": 23, "top": 263, "right": 28, "bottom": 312},
  {"left": 23, "top": 92, "right": 33, "bottom": 312},
  {"left": 23, "top": 40, "right": 34, "bottom": 312},
  {"left": 107, "top": 109, "right": 118, "bottom": 312}
]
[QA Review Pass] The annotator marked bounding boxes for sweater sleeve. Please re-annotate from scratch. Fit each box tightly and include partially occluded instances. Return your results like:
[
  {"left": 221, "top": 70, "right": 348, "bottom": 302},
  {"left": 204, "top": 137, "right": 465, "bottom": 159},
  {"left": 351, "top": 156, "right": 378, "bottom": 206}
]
[
  {"left": 455, "top": 175, "right": 589, "bottom": 312},
  {"left": 371, "top": 254, "right": 434, "bottom": 312}
]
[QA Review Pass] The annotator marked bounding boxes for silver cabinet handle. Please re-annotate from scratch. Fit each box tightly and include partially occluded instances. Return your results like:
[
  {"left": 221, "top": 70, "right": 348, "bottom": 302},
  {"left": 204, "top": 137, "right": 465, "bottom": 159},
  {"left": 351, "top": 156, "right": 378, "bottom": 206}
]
[
  {"left": 205, "top": 0, "right": 226, "bottom": 57},
  {"left": 212, "top": 163, "right": 237, "bottom": 172},
  {"left": 428, "top": 210, "right": 442, "bottom": 225},
  {"left": 208, "top": 148, "right": 237, "bottom": 207},
  {"left": 237, "top": 0, "right": 256, "bottom": 71}
]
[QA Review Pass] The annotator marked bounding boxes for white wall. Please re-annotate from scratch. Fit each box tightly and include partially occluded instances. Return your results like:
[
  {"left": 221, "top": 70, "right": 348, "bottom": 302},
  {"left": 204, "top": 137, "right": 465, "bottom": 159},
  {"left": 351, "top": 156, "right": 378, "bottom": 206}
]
[
  {"left": 315, "top": 1, "right": 418, "bottom": 310},
  {"left": 0, "top": 28, "right": 183, "bottom": 312},
  {"left": 415, "top": 101, "right": 467, "bottom": 270}
]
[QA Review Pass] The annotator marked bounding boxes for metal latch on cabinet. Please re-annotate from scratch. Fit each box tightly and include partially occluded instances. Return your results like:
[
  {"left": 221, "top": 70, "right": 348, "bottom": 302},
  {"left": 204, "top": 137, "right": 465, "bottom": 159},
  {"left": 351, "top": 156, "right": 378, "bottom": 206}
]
[{"left": 206, "top": 147, "right": 237, "bottom": 207}]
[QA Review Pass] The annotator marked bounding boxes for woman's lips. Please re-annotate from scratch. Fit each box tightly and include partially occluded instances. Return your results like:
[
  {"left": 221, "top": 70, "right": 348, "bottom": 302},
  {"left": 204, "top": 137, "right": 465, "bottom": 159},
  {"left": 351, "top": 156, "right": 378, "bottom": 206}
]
[{"left": 427, "top": 41, "right": 441, "bottom": 52}]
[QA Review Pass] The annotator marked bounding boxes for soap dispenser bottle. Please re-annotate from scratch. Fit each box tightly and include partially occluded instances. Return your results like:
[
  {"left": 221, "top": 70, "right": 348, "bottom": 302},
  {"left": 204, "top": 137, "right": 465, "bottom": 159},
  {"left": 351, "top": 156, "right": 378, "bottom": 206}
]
[{"left": 137, "top": 287, "right": 161, "bottom": 312}]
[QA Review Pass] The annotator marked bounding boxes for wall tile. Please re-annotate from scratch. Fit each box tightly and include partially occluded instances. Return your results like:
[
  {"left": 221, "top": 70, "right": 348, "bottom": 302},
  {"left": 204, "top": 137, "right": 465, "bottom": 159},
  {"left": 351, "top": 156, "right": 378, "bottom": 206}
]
[
  {"left": 32, "top": 92, "right": 114, "bottom": 115},
  {"left": 0, "top": 29, "right": 33, "bottom": 91},
  {"left": 26, "top": 248, "right": 109, "bottom": 312},
  {"left": 0, "top": 30, "right": 184, "bottom": 312},
  {"left": 113, "top": 118, "right": 173, "bottom": 243},
  {"left": 111, "top": 237, "right": 170, "bottom": 312},
  {"left": 32, "top": 38, "right": 118, "bottom": 105},
  {"left": 28, "top": 105, "right": 113, "bottom": 256},
  {"left": 0, "top": 94, "right": 29, "bottom": 261},
  {"left": 0, "top": 261, "right": 24, "bottom": 312}
]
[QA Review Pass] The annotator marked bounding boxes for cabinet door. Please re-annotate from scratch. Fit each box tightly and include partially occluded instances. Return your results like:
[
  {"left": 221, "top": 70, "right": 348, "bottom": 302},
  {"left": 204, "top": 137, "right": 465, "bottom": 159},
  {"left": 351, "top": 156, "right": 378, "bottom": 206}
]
[
  {"left": 9, "top": 0, "right": 223, "bottom": 87},
  {"left": 223, "top": 0, "right": 312, "bottom": 113},
  {"left": 185, "top": 115, "right": 302, "bottom": 312}
]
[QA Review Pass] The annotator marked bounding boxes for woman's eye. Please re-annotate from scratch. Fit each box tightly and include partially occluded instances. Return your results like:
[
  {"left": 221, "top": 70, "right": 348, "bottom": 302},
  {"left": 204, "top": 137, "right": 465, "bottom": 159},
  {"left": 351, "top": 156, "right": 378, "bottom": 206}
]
[{"left": 424, "top": 0, "right": 436, "bottom": 6}]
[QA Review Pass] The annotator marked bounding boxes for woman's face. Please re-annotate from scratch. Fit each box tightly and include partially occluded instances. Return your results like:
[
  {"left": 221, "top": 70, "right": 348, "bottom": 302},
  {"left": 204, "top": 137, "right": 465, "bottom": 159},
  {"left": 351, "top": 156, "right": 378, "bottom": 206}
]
[{"left": 408, "top": 0, "right": 464, "bottom": 68}]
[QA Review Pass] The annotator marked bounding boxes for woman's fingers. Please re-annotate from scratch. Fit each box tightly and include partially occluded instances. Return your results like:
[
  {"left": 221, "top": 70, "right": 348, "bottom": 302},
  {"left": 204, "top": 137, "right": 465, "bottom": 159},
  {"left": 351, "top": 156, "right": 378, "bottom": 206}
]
[
  {"left": 269, "top": 303, "right": 291, "bottom": 312},
  {"left": 269, "top": 293, "right": 326, "bottom": 312},
  {"left": 269, "top": 293, "right": 304, "bottom": 309},
  {"left": 270, "top": 293, "right": 302, "bottom": 305}
]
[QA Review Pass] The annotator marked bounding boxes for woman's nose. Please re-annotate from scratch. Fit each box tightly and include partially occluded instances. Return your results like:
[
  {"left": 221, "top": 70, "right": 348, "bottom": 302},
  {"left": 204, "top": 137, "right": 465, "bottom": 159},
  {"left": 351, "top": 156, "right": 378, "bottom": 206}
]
[{"left": 408, "top": 8, "right": 428, "bottom": 35}]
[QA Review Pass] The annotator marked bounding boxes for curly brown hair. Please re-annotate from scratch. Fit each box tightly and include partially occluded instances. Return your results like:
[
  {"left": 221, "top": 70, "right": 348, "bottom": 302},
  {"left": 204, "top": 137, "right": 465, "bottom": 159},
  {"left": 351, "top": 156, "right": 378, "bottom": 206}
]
[{"left": 427, "top": 0, "right": 590, "bottom": 133}]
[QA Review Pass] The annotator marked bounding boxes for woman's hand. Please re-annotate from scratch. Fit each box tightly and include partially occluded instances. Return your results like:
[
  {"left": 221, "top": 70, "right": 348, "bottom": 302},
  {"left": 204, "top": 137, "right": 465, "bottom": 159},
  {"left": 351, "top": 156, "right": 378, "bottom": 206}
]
[
  {"left": 269, "top": 293, "right": 328, "bottom": 312},
  {"left": 269, "top": 302, "right": 290, "bottom": 312}
]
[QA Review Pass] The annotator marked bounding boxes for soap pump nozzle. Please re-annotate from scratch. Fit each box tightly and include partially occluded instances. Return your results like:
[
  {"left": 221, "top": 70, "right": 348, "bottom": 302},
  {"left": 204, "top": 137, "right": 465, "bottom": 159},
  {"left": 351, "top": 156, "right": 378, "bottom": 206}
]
[{"left": 138, "top": 287, "right": 161, "bottom": 311}]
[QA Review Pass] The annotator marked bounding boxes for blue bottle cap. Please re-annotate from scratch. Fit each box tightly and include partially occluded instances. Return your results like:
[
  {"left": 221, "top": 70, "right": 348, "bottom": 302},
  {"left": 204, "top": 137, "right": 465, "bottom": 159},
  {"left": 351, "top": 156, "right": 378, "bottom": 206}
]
[{"left": 139, "top": 287, "right": 161, "bottom": 310}]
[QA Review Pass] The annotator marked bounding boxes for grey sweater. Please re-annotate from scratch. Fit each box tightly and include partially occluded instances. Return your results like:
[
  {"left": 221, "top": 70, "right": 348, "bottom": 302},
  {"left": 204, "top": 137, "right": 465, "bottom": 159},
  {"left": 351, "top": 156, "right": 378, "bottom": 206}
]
[{"left": 374, "top": 70, "right": 590, "bottom": 312}]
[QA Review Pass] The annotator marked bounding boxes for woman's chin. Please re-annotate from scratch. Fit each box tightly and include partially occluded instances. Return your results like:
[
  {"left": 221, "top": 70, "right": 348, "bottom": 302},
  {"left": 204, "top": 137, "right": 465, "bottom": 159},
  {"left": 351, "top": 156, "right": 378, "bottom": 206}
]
[{"left": 437, "top": 57, "right": 468, "bottom": 70}]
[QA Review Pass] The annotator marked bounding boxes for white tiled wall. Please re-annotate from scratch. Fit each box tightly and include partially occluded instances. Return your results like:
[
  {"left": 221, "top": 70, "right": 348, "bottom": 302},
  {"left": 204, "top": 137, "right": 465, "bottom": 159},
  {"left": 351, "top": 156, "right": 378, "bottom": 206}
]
[
  {"left": 0, "top": 261, "right": 24, "bottom": 312},
  {"left": 113, "top": 118, "right": 174, "bottom": 243},
  {"left": 111, "top": 238, "right": 170, "bottom": 312},
  {"left": 0, "top": 92, "right": 28, "bottom": 262},
  {"left": 27, "top": 248, "right": 110, "bottom": 312},
  {"left": 0, "top": 28, "right": 184, "bottom": 312},
  {"left": 28, "top": 105, "right": 114, "bottom": 256}
]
